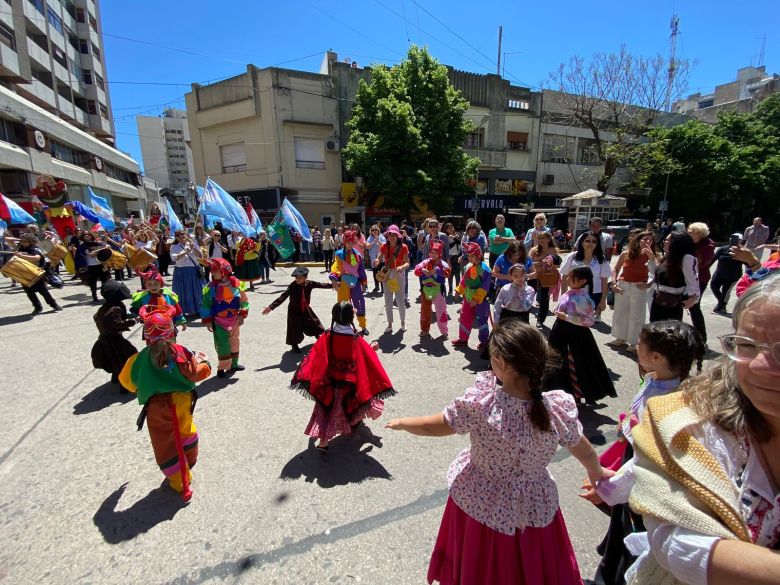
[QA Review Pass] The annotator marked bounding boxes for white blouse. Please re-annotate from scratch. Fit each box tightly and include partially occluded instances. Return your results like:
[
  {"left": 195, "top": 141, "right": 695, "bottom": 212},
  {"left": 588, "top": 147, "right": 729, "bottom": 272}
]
[
  {"left": 559, "top": 254, "right": 612, "bottom": 294},
  {"left": 170, "top": 243, "right": 200, "bottom": 268}
]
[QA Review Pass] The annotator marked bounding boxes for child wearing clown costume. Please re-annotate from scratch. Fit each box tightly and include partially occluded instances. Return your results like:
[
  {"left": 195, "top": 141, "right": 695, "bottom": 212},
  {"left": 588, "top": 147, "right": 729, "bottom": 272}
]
[
  {"left": 329, "top": 230, "right": 369, "bottom": 335},
  {"left": 199, "top": 258, "right": 249, "bottom": 378},
  {"left": 452, "top": 242, "right": 492, "bottom": 349},
  {"left": 130, "top": 267, "right": 186, "bottom": 330},
  {"left": 119, "top": 307, "right": 211, "bottom": 501},
  {"left": 414, "top": 240, "right": 451, "bottom": 338}
]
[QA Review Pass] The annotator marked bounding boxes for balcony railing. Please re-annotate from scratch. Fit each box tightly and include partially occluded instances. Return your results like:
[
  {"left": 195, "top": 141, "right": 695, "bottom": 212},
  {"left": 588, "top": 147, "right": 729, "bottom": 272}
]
[{"left": 464, "top": 147, "right": 507, "bottom": 169}]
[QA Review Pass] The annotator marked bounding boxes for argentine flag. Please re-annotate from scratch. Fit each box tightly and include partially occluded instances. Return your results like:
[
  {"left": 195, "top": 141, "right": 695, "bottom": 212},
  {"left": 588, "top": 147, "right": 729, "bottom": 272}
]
[{"left": 88, "top": 187, "right": 115, "bottom": 231}]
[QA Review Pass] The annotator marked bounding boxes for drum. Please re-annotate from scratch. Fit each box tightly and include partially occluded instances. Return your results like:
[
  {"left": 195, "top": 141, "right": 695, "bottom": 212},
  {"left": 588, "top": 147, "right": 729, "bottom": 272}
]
[
  {"left": 46, "top": 243, "right": 68, "bottom": 264},
  {"left": 95, "top": 247, "right": 113, "bottom": 263},
  {"left": 128, "top": 247, "right": 158, "bottom": 269},
  {"left": 1, "top": 255, "right": 45, "bottom": 287},
  {"left": 36, "top": 239, "right": 54, "bottom": 255},
  {"left": 108, "top": 249, "right": 128, "bottom": 270}
]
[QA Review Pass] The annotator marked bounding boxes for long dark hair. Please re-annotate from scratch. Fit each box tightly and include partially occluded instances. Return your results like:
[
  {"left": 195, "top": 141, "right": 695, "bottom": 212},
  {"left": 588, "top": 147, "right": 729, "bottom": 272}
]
[
  {"left": 489, "top": 320, "right": 560, "bottom": 432},
  {"left": 570, "top": 265, "right": 594, "bottom": 296},
  {"left": 661, "top": 232, "right": 695, "bottom": 283},
  {"left": 639, "top": 320, "right": 705, "bottom": 380},
  {"left": 575, "top": 231, "right": 605, "bottom": 263},
  {"left": 503, "top": 241, "right": 526, "bottom": 264}
]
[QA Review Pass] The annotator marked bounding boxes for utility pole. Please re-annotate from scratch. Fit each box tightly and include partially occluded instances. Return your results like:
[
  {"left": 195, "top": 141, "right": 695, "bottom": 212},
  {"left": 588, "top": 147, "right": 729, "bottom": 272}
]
[
  {"left": 665, "top": 13, "right": 680, "bottom": 111},
  {"left": 496, "top": 26, "right": 503, "bottom": 76}
]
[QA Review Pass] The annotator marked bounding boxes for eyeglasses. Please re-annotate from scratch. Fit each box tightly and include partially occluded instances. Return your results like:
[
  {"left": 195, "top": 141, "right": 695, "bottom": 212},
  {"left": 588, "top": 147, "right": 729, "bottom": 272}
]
[
  {"left": 719, "top": 335, "right": 780, "bottom": 365},
  {"left": 583, "top": 239, "right": 597, "bottom": 244},
  {"left": 535, "top": 218, "right": 544, "bottom": 222}
]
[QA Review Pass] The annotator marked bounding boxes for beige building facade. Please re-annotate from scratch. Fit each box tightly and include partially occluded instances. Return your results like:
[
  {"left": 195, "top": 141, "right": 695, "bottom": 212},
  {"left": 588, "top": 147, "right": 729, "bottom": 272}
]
[{"left": 185, "top": 65, "right": 343, "bottom": 227}]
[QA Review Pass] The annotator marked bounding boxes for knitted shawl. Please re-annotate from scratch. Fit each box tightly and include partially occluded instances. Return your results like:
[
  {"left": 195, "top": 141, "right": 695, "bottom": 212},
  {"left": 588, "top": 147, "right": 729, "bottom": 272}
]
[{"left": 627, "top": 391, "right": 751, "bottom": 584}]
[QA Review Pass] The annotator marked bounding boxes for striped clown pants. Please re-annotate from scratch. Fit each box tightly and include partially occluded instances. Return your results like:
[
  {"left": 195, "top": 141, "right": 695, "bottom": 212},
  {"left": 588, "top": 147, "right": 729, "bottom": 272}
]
[
  {"left": 146, "top": 392, "right": 198, "bottom": 493},
  {"left": 457, "top": 301, "right": 490, "bottom": 343}
]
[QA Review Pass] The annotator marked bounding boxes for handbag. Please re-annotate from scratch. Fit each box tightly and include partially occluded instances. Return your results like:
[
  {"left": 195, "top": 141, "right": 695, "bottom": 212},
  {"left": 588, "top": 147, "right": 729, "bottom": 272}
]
[
  {"left": 376, "top": 264, "right": 390, "bottom": 283},
  {"left": 654, "top": 289, "right": 682, "bottom": 308}
]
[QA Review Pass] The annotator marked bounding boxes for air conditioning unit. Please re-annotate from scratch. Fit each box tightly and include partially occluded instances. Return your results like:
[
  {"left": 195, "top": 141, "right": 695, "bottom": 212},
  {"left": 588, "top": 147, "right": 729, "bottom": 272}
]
[
  {"left": 542, "top": 174, "right": 555, "bottom": 186},
  {"left": 325, "top": 137, "right": 340, "bottom": 152}
]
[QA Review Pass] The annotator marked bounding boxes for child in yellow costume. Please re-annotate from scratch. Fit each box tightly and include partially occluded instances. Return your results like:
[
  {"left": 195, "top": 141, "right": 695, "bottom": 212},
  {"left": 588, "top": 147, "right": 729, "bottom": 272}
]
[{"left": 329, "top": 230, "right": 368, "bottom": 335}]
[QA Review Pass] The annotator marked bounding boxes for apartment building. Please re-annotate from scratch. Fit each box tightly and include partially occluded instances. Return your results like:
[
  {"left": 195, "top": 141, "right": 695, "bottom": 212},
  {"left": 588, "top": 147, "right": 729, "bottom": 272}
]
[
  {"left": 0, "top": 0, "right": 145, "bottom": 216},
  {"left": 673, "top": 66, "right": 779, "bottom": 124},
  {"left": 136, "top": 108, "right": 195, "bottom": 190}
]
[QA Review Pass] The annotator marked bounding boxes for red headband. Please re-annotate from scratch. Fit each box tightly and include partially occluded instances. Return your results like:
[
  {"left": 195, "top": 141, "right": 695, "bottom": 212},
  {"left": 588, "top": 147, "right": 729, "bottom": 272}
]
[
  {"left": 463, "top": 242, "right": 482, "bottom": 257},
  {"left": 139, "top": 305, "right": 176, "bottom": 344},
  {"left": 209, "top": 257, "right": 232, "bottom": 277},
  {"left": 343, "top": 230, "right": 356, "bottom": 243}
]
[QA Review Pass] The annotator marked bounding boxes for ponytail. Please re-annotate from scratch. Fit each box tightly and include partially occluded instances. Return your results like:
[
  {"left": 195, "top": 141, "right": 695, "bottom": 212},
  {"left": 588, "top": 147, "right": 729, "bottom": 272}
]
[
  {"left": 149, "top": 340, "right": 173, "bottom": 370},
  {"left": 527, "top": 372, "right": 551, "bottom": 433}
]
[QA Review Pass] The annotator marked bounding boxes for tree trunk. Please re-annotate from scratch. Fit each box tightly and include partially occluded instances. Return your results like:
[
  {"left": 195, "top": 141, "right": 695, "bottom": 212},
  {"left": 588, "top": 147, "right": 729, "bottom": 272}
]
[{"left": 598, "top": 156, "right": 618, "bottom": 192}]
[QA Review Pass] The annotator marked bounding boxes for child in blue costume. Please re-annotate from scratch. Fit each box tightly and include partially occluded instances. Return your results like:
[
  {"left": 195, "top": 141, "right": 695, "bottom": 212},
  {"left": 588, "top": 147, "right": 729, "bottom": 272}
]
[
  {"left": 329, "top": 230, "right": 368, "bottom": 335},
  {"left": 452, "top": 241, "right": 492, "bottom": 350}
]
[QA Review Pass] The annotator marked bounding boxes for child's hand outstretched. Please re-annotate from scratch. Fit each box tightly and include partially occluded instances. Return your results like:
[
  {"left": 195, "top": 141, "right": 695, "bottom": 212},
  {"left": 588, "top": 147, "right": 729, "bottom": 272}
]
[
  {"left": 578, "top": 479, "right": 603, "bottom": 506},
  {"left": 385, "top": 419, "right": 404, "bottom": 430},
  {"left": 262, "top": 306, "right": 272, "bottom": 315}
]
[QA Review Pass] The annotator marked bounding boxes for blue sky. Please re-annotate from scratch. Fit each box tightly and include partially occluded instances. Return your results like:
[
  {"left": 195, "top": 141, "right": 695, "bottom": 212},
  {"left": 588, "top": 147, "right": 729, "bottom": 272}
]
[{"left": 102, "top": 0, "right": 778, "bottom": 172}]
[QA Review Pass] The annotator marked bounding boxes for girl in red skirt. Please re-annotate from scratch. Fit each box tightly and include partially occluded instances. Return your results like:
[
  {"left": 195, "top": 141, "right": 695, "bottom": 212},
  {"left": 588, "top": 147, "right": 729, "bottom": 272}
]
[{"left": 386, "top": 319, "right": 612, "bottom": 585}]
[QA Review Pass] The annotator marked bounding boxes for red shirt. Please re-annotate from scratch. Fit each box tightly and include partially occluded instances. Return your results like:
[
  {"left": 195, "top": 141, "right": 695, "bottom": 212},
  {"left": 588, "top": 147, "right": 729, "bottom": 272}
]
[{"left": 380, "top": 242, "right": 409, "bottom": 269}]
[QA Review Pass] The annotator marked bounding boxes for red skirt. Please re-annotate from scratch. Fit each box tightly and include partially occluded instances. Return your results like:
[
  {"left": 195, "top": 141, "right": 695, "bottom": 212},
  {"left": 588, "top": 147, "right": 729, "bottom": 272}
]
[{"left": 427, "top": 497, "right": 583, "bottom": 585}]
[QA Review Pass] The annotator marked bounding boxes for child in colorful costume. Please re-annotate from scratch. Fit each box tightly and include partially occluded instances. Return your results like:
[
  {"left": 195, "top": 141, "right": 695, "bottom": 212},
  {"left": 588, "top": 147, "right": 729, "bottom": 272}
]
[
  {"left": 91, "top": 280, "right": 138, "bottom": 392},
  {"left": 452, "top": 241, "right": 492, "bottom": 349},
  {"left": 262, "top": 266, "right": 332, "bottom": 353},
  {"left": 130, "top": 267, "right": 186, "bottom": 330},
  {"left": 119, "top": 307, "right": 211, "bottom": 501},
  {"left": 414, "top": 241, "right": 451, "bottom": 338},
  {"left": 291, "top": 302, "right": 396, "bottom": 451},
  {"left": 329, "top": 230, "right": 368, "bottom": 335},
  {"left": 200, "top": 258, "right": 249, "bottom": 378},
  {"left": 234, "top": 235, "right": 261, "bottom": 290}
]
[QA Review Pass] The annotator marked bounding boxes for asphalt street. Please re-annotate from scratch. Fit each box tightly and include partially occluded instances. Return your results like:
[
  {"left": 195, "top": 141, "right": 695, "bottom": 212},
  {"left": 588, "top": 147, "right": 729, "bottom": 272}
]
[{"left": 0, "top": 263, "right": 735, "bottom": 585}]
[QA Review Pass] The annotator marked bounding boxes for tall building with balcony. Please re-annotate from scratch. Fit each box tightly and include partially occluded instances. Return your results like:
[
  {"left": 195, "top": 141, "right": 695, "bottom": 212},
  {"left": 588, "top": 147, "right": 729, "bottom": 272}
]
[
  {"left": 0, "top": 0, "right": 145, "bottom": 217},
  {"left": 136, "top": 108, "right": 196, "bottom": 191}
]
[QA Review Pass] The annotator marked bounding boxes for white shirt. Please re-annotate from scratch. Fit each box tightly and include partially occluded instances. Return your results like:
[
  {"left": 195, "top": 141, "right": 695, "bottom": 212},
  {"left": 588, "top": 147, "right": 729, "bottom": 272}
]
[
  {"left": 209, "top": 242, "right": 223, "bottom": 259},
  {"left": 559, "top": 254, "right": 612, "bottom": 294},
  {"left": 170, "top": 243, "right": 199, "bottom": 268}
]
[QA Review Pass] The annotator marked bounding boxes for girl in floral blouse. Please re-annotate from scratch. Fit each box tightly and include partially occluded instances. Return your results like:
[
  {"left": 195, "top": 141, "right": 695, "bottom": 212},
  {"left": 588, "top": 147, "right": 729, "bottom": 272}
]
[
  {"left": 545, "top": 265, "right": 617, "bottom": 405},
  {"left": 386, "top": 319, "right": 612, "bottom": 585}
]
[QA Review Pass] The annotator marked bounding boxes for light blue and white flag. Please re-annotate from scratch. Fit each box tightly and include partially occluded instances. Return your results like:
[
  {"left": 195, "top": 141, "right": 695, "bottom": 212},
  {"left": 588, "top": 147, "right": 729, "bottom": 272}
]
[
  {"left": 199, "top": 178, "right": 254, "bottom": 236},
  {"left": 88, "top": 187, "right": 115, "bottom": 231},
  {"left": 280, "top": 198, "right": 311, "bottom": 241},
  {"left": 0, "top": 194, "right": 36, "bottom": 225},
  {"left": 162, "top": 196, "right": 183, "bottom": 233}
]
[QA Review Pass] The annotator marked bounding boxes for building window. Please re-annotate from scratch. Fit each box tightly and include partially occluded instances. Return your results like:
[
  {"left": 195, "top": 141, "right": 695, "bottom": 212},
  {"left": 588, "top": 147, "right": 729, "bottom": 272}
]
[
  {"left": 577, "top": 139, "right": 601, "bottom": 166},
  {"left": 68, "top": 57, "right": 82, "bottom": 80},
  {"left": 51, "top": 43, "right": 67, "bottom": 67},
  {"left": 506, "top": 131, "right": 528, "bottom": 151},
  {"left": 86, "top": 99, "right": 97, "bottom": 114},
  {"left": 91, "top": 43, "right": 100, "bottom": 62},
  {"left": 464, "top": 130, "right": 483, "bottom": 149},
  {"left": 508, "top": 99, "right": 530, "bottom": 110},
  {"left": 31, "top": 67, "right": 53, "bottom": 88},
  {"left": 220, "top": 143, "right": 246, "bottom": 173},
  {"left": 0, "top": 117, "right": 26, "bottom": 147},
  {"left": 105, "top": 162, "right": 133, "bottom": 184},
  {"left": 28, "top": 0, "right": 44, "bottom": 16},
  {"left": 47, "top": 8, "right": 63, "bottom": 35},
  {"left": 66, "top": 28, "right": 78, "bottom": 50},
  {"left": 75, "top": 7, "right": 85, "bottom": 22},
  {"left": 78, "top": 39, "right": 89, "bottom": 54},
  {"left": 95, "top": 73, "right": 104, "bottom": 90},
  {"left": 542, "top": 134, "right": 575, "bottom": 163},
  {"left": 57, "top": 83, "right": 71, "bottom": 101},
  {"left": 698, "top": 99, "right": 714, "bottom": 109},
  {"left": 294, "top": 137, "right": 325, "bottom": 169},
  {"left": 82, "top": 70, "right": 92, "bottom": 84},
  {"left": 64, "top": 0, "right": 76, "bottom": 19},
  {"left": 0, "top": 22, "right": 15, "bottom": 52},
  {"left": 50, "top": 139, "right": 89, "bottom": 167},
  {"left": 88, "top": 14, "right": 97, "bottom": 31},
  {"left": 98, "top": 103, "right": 108, "bottom": 119}
]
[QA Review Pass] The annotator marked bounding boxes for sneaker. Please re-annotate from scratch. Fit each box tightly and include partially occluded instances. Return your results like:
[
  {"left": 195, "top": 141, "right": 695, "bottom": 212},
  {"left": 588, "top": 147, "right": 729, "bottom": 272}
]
[
  {"left": 439, "top": 333, "right": 449, "bottom": 340},
  {"left": 606, "top": 339, "right": 626, "bottom": 347},
  {"left": 217, "top": 370, "right": 227, "bottom": 378},
  {"left": 384, "top": 325, "right": 393, "bottom": 334},
  {"left": 419, "top": 331, "right": 431, "bottom": 338},
  {"left": 31, "top": 307, "right": 43, "bottom": 315},
  {"left": 52, "top": 304, "right": 63, "bottom": 312},
  {"left": 535, "top": 320, "right": 544, "bottom": 329},
  {"left": 360, "top": 328, "right": 369, "bottom": 336},
  {"left": 594, "top": 314, "right": 601, "bottom": 323},
  {"left": 231, "top": 364, "right": 245, "bottom": 372},
  {"left": 399, "top": 322, "right": 406, "bottom": 331},
  {"left": 451, "top": 339, "right": 468, "bottom": 347}
]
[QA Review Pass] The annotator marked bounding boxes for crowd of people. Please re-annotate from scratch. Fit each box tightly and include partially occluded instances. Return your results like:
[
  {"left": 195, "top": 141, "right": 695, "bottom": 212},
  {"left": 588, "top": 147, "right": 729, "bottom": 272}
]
[{"left": 2, "top": 208, "right": 780, "bottom": 585}]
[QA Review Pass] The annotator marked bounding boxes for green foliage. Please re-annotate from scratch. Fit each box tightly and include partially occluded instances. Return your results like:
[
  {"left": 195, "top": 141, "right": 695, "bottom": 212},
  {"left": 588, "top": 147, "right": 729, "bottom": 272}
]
[
  {"left": 342, "top": 46, "right": 480, "bottom": 214},
  {"left": 630, "top": 94, "right": 780, "bottom": 234}
]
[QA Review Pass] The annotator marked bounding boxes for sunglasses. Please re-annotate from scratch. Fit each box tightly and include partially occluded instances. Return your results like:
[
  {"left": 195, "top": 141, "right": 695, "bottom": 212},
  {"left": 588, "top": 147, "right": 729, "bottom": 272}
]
[{"left": 583, "top": 239, "right": 598, "bottom": 244}]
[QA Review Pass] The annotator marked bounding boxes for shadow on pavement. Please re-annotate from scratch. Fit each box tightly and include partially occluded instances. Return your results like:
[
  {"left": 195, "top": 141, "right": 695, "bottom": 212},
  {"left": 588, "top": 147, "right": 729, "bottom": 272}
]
[
  {"left": 255, "top": 348, "right": 309, "bottom": 374},
  {"left": 578, "top": 404, "right": 619, "bottom": 446},
  {"left": 411, "top": 335, "right": 451, "bottom": 357},
  {"left": 0, "top": 313, "right": 34, "bottom": 326},
  {"left": 73, "top": 381, "right": 134, "bottom": 415},
  {"left": 456, "top": 346, "right": 489, "bottom": 373},
  {"left": 196, "top": 375, "right": 239, "bottom": 399},
  {"left": 375, "top": 331, "right": 406, "bottom": 354},
  {"left": 279, "top": 424, "right": 391, "bottom": 488},
  {"left": 93, "top": 482, "right": 187, "bottom": 544},
  {"left": 593, "top": 320, "right": 612, "bottom": 334}
]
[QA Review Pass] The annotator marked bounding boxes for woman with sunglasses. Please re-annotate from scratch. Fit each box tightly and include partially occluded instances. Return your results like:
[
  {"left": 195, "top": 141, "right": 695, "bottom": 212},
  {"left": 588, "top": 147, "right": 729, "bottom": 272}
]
[
  {"left": 649, "top": 232, "right": 699, "bottom": 323},
  {"left": 559, "top": 231, "right": 611, "bottom": 319},
  {"left": 625, "top": 274, "right": 780, "bottom": 585},
  {"left": 170, "top": 230, "right": 205, "bottom": 318},
  {"left": 523, "top": 213, "right": 552, "bottom": 249}
]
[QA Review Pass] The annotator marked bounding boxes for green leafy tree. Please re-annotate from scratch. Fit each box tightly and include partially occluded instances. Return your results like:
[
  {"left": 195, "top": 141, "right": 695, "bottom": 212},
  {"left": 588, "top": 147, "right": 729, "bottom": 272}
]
[{"left": 342, "top": 46, "right": 479, "bottom": 215}]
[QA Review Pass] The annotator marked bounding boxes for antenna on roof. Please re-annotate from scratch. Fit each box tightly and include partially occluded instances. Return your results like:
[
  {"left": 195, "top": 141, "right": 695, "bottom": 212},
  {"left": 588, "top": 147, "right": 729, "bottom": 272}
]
[
  {"left": 758, "top": 33, "right": 766, "bottom": 68},
  {"left": 665, "top": 12, "right": 680, "bottom": 112}
]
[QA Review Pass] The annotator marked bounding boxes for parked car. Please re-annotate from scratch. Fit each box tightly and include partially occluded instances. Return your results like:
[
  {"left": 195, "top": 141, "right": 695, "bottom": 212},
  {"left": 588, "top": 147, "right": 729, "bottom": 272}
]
[{"left": 605, "top": 218, "right": 653, "bottom": 252}]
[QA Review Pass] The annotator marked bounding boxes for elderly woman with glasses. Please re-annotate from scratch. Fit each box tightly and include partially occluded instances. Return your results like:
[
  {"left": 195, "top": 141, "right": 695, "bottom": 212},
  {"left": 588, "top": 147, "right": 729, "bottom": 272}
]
[
  {"left": 169, "top": 230, "right": 205, "bottom": 318},
  {"left": 625, "top": 274, "right": 780, "bottom": 585},
  {"left": 523, "top": 213, "right": 552, "bottom": 249}
]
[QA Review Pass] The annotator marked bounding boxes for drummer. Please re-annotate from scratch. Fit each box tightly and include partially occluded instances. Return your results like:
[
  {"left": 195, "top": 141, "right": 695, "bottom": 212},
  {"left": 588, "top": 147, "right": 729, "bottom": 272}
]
[
  {"left": 80, "top": 231, "right": 109, "bottom": 303},
  {"left": 13, "top": 233, "right": 62, "bottom": 314}
]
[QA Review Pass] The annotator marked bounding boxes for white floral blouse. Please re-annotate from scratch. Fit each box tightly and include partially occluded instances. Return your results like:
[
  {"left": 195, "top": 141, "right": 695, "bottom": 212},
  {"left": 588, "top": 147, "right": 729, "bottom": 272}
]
[{"left": 442, "top": 371, "right": 583, "bottom": 535}]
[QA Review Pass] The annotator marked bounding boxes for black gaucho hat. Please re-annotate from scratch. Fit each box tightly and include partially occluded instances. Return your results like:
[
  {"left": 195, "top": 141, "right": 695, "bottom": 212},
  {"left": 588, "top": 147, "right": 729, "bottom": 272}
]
[{"left": 291, "top": 267, "right": 309, "bottom": 277}]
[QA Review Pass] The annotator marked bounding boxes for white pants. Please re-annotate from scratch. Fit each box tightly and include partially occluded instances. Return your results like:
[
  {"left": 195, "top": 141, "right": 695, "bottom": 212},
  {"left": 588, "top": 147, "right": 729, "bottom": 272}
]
[
  {"left": 383, "top": 272, "right": 407, "bottom": 325},
  {"left": 612, "top": 281, "right": 648, "bottom": 346}
]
